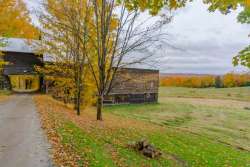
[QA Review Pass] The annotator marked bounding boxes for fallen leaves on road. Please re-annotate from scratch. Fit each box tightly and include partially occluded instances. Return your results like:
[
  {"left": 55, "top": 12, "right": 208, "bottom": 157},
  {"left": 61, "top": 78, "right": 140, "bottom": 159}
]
[{"left": 35, "top": 96, "right": 82, "bottom": 167}]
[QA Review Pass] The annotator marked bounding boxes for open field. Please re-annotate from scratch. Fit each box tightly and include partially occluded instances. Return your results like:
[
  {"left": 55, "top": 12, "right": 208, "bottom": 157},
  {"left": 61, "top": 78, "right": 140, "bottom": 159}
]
[
  {"left": 159, "top": 87, "right": 250, "bottom": 101},
  {"left": 34, "top": 87, "right": 250, "bottom": 167},
  {"left": 107, "top": 88, "right": 250, "bottom": 152},
  {"left": 160, "top": 87, "right": 250, "bottom": 101}
]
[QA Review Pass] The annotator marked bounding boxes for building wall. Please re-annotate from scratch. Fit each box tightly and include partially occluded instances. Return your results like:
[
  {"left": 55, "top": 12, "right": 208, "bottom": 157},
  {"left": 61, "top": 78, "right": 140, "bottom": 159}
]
[
  {"left": 104, "top": 68, "right": 159, "bottom": 104},
  {"left": 9, "top": 75, "right": 40, "bottom": 92},
  {"left": 2, "top": 51, "right": 43, "bottom": 92}
]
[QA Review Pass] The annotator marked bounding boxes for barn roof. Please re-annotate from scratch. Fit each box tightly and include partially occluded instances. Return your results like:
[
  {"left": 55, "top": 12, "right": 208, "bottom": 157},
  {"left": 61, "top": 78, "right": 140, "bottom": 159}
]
[
  {"left": 0, "top": 38, "right": 159, "bottom": 71},
  {"left": 0, "top": 38, "right": 38, "bottom": 53}
]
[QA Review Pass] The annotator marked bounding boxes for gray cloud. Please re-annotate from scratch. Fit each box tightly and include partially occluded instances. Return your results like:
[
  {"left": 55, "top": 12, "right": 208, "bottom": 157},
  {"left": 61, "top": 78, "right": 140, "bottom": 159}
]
[
  {"left": 158, "top": 0, "right": 250, "bottom": 74},
  {"left": 25, "top": 0, "right": 250, "bottom": 74}
]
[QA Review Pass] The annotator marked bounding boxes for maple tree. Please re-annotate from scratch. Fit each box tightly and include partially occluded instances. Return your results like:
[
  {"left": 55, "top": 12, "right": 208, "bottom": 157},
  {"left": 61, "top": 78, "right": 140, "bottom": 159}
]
[
  {"left": 39, "top": 0, "right": 179, "bottom": 120},
  {"left": 38, "top": 0, "right": 250, "bottom": 120},
  {"left": 0, "top": 0, "right": 38, "bottom": 39},
  {"left": 38, "top": 0, "right": 97, "bottom": 115},
  {"left": 85, "top": 0, "right": 180, "bottom": 120}
]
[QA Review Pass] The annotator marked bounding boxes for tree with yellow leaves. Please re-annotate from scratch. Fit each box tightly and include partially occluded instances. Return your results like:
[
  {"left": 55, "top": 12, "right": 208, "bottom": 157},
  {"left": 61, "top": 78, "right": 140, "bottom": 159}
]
[
  {"left": 38, "top": 0, "right": 97, "bottom": 115},
  {"left": 85, "top": 0, "right": 178, "bottom": 120},
  {"left": 0, "top": 0, "right": 39, "bottom": 39},
  {"left": 39, "top": 0, "right": 179, "bottom": 120}
]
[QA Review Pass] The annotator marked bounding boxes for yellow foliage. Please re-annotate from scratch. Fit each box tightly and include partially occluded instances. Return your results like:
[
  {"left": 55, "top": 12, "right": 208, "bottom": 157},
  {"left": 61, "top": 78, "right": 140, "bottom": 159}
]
[
  {"left": 0, "top": 0, "right": 39, "bottom": 72},
  {"left": 161, "top": 75, "right": 215, "bottom": 88},
  {"left": 36, "top": 63, "right": 96, "bottom": 107},
  {"left": 0, "top": 0, "right": 39, "bottom": 39},
  {"left": 161, "top": 73, "right": 250, "bottom": 88},
  {"left": 223, "top": 73, "right": 250, "bottom": 87}
]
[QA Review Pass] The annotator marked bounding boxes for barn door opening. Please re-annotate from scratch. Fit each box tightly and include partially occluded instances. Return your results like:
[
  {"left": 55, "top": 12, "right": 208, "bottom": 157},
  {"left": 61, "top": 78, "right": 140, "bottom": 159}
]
[
  {"left": 25, "top": 79, "right": 32, "bottom": 90},
  {"left": 8, "top": 75, "right": 40, "bottom": 92}
]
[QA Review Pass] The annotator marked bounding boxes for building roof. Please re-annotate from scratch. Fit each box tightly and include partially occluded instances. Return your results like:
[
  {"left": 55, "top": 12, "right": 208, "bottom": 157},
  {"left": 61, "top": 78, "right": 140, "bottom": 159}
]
[
  {"left": 0, "top": 38, "right": 38, "bottom": 53},
  {"left": 0, "top": 38, "right": 159, "bottom": 72},
  {"left": 116, "top": 67, "right": 159, "bottom": 73}
]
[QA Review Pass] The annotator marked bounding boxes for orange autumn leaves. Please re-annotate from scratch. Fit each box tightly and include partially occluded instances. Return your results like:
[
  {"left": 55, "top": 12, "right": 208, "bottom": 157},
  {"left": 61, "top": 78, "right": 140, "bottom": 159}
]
[
  {"left": 222, "top": 73, "right": 250, "bottom": 87},
  {"left": 161, "top": 75, "right": 215, "bottom": 88},
  {"left": 160, "top": 73, "right": 250, "bottom": 88},
  {"left": 247, "top": 0, "right": 250, "bottom": 6}
]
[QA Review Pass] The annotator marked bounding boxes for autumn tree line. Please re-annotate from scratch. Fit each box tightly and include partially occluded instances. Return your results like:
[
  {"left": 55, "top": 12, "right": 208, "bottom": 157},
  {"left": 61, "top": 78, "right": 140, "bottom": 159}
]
[
  {"left": 0, "top": 0, "right": 249, "bottom": 120},
  {"left": 160, "top": 73, "right": 250, "bottom": 88}
]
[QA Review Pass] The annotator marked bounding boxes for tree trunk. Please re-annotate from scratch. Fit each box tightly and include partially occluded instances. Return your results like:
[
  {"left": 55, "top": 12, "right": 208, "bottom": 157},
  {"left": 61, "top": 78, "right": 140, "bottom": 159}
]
[
  {"left": 76, "top": 86, "right": 81, "bottom": 116},
  {"left": 74, "top": 94, "right": 77, "bottom": 110},
  {"left": 75, "top": 63, "right": 81, "bottom": 116},
  {"left": 97, "top": 95, "right": 103, "bottom": 120}
]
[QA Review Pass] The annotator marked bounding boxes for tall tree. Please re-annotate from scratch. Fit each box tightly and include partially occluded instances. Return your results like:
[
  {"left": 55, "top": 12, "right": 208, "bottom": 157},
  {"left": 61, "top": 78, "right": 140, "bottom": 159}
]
[
  {"left": 39, "top": 0, "right": 94, "bottom": 115},
  {"left": 38, "top": 0, "right": 189, "bottom": 120},
  {"left": 84, "top": 0, "right": 182, "bottom": 120}
]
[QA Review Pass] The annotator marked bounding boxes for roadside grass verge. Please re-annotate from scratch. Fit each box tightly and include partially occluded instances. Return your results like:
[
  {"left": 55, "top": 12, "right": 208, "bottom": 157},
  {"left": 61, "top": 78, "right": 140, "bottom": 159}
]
[
  {"left": 0, "top": 90, "right": 11, "bottom": 96},
  {"left": 0, "top": 90, "right": 11, "bottom": 101},
  {"left": 35, "top": 95, "right": 250, "bottom": 167}
]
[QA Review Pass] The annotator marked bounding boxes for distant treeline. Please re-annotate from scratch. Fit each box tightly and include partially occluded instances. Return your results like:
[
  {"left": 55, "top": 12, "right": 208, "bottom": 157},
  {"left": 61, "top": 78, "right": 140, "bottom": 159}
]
[{"left": 160, "top": 73, "right": 250, "bottom": 88}]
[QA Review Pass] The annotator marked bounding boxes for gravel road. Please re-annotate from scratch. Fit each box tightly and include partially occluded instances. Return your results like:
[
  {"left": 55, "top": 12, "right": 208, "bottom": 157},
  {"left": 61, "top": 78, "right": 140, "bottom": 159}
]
[{"left": 0, "top": 95, "right": 53, "bottom": 167}]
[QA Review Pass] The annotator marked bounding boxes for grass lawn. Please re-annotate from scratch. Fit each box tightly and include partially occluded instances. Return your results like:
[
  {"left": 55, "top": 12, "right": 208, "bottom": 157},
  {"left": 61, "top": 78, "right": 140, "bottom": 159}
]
[
  {"left": 0, "top": 90, "right": 11, "bottom": 101},
  {"left": 0, "top": 90, "right": 11, "bottom": 95},
  {"left": 35, "top": 87, "right": 250, "bottom": 167}
]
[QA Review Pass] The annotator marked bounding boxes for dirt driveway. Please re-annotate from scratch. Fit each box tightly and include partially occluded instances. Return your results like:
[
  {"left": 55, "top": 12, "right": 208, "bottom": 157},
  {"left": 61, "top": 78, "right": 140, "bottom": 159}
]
[{"left": 0, "top": 95, "right": 53, "bottom": 167}]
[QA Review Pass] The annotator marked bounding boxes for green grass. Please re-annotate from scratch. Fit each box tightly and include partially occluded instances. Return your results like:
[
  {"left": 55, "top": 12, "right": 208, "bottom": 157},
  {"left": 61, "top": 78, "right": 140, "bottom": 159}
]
[
  {"left": 103, "top": 87, "right": 250, "bottom": 166},
  {"left": 53, "top": 111, "right": 250, "bottom": 167},
  {"left": 42, "top": 87, "right": 250, "bottom": 166},
  {"left": 0, "top": 90, "right": 11, "bottom": 96},
  {"left": 159, "top": 87, "right": 250, "bottom": 101},
  {"left": 57, "top": 121, "right": 117, "bottom": 167},
  {"left": 50, "top": 112, "right": 175, "bottom": 166}
]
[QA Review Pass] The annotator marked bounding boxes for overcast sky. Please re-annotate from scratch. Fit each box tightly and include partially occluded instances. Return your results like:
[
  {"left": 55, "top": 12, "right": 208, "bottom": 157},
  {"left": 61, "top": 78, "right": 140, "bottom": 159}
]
[
  {"left": 159, "top": 0, "right": 250, "bottom": 74},
  {"left": 25, "top": 0, "right": 250, "bottom": 74}
]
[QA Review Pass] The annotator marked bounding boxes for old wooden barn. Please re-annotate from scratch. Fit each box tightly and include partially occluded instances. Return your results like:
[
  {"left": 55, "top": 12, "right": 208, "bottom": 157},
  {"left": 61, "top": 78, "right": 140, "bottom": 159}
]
[
  {"left": 104, "top": 68, "right": 159, "bottom": 104},
  {"left": 0, "top": 38, "right": 159, "bottom": 103},
  {"left": 0, "top": 38, "right": 42, "bottom": 92}
]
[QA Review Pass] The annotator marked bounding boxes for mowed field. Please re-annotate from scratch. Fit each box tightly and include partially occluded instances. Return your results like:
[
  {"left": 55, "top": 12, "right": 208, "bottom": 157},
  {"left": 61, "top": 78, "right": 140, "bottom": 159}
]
[
  {"left": 106, "top": 87, "right": 250, "bottom": 165},
  {"left": 34, "top": 87, "right": 250, "bottom": 167}
]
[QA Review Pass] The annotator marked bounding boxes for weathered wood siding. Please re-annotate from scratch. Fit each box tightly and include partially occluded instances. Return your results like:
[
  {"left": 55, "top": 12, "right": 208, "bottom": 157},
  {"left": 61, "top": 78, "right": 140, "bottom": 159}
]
[
  {"left": 105, "top": 68, "right": 159, "bottom": 104},
  {"left": 3, "top": 51, "right": 43, "bottom": 75}
]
